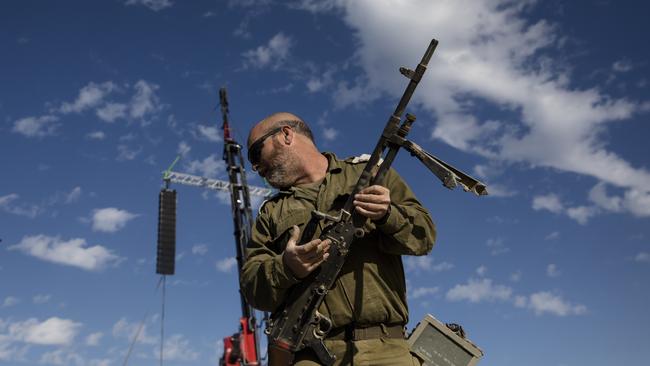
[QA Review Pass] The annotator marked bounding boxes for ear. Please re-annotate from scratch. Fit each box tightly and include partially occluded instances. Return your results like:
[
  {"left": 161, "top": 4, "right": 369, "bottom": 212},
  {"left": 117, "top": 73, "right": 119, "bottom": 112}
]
[{"left": 281, "top": 125, "right": 294, "bottom": 145}]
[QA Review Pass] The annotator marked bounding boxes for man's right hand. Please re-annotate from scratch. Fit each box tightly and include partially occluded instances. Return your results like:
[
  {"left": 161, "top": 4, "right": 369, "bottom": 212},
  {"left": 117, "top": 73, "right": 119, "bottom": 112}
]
[{"left": 283, "top": 225, "right": 331, "bottom": 279}]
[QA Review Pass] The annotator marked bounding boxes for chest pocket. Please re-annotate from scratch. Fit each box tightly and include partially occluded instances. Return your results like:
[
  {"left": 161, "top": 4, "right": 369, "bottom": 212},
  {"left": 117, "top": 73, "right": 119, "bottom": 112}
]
[{"left": 271, "top": 209, "right": 313, "bottom": 251}]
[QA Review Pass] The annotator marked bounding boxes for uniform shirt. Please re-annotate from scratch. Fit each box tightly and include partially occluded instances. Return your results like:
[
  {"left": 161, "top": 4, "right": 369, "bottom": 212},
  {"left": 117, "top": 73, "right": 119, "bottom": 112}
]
[{"left": 241, "top": 152, "right": 436, "bottom": 329}]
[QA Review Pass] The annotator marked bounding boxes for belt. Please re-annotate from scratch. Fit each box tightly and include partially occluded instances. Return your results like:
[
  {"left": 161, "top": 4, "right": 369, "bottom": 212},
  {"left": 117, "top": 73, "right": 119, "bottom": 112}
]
[{"left": 326, "top": 324, "right": 405, "bottom": 341}]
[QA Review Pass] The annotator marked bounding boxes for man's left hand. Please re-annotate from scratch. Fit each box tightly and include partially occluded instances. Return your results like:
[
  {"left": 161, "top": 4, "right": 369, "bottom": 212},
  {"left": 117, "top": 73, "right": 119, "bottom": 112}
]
[{"left": 354, "top": 185, "right": 391, "bottom": 221}]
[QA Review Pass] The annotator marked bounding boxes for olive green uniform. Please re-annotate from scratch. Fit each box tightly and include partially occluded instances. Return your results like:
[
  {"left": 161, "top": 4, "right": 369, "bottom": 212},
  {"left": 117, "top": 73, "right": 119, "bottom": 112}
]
[{"left": 241, "top": 153, "right": 436, "bottom": 365}]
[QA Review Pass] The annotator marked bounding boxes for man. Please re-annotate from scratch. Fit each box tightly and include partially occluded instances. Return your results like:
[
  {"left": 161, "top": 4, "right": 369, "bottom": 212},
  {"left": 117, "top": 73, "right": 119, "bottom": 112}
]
[{"left": 241, "top": 112, "right": 436, "bottom": 365}]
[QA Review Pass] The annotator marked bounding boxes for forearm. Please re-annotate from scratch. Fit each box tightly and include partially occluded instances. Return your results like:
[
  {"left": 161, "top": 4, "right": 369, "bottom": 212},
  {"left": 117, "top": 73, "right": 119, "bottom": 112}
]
[{"left": 241, "top": 250, "right": 301, "bottom": 312}]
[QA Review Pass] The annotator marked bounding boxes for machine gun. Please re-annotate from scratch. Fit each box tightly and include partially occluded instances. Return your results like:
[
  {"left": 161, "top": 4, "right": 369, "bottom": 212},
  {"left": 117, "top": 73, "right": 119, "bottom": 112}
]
[{"left": 265, "top": 39, "right": 487, "bottom": 366}]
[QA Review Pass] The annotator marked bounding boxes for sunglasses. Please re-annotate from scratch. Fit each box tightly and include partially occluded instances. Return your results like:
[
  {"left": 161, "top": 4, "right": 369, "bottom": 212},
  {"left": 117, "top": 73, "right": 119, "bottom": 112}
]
[{"left": 247, "top": 126, "right": 284, "bottom": 166}]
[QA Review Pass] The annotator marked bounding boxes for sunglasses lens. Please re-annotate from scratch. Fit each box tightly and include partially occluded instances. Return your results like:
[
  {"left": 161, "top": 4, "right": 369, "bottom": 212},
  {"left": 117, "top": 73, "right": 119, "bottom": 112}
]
[{"left": 248, "top": 145, "right": 261, "bottom": 165}]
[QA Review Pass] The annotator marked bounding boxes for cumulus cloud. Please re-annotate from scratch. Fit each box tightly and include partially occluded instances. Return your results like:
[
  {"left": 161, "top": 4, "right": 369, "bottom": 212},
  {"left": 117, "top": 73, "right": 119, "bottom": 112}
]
[
  {"left": 177, "top": 141, "right": 191, "bottom": 157},
  {"left": 186, "top": 154, "right": 226, "bottom": 179},
  {"left": 300, "top": 0, "right": 649, "bottom": 219},
  {"left": 192, "top": 244, "right": 208, "bottom": 256},
  {"left": 112, "top": 317, "right": 156, "bottom": 345},
  {"left": 59, "top": 82, "right": 117, "bottom": 114},
  {"left": 322, "top": 127, "right": 339, "bottom": 141},
  {"left": 160, "top": 334, "right": 199, "bottom": 361},
  {"left": 524, "top": 291, "right": 587, "bottom": 316},
  {"left": 410, "top": 286, "right": 439, "bottom": 300},
  {"left": 546, "top": 263, "right": 561, "bottom": 277},
  {"left": 86, "top": 131, "right": 106, "bottom": 140},
  {"left": 12, "top": 115, "right": 59, "bottom": 138},
  {"left": 33, "top": 294, "right": 51, "bottom": 304},
  {"left": 6, "top": 317, "right": 82, "bottom": 345},
  {"left": 532, "top": 194, "right": 564, "bottom": 214},
  {"left": 130, "top": 80, "right": 162, "bottom": 121},
  {"left": 404, "top": 256, "right": 454, "bottom": 273},
  {"left": 447, "top": 277, "right": 586, "bottom": 316},
  {"left": 196, "top": 125, "right": 222, "bottom": 142},
  {"left": 125, "top": 0, "right": 173, "bottom": 11},
  {"left": 85, "top": 332, "right": 103, "bottom": 346},
  {"left": 2, "top": 297, "right": 20, "bottom": 308},
  {"left": 91, "top": 207, "right": 138, "bottom": 232},
  {"left": 242, "top": 32, "right": 293, "bottom": 69},
  {"left": 96, "top": 102, "right": 127, "bottom": 122},
  {"left": 476, "top": 265, "right": 487, "bottom": 277},
  {"left": 486, "top": 237, "right": 509, "bottom": 256},
  {"left": 446, "top": 278, "right": 513, "bottom": 303},
  {"left": 8, "top": 235, "right": 121, "bottom": 271},
  {"left": 634, "top": 252, "right": 650, "bottom": 263},
  {"left": 533, "top": 193, "right": 601, "bottom": 224},
  {"left": 56, "top": 80, "right": 163, "bottom": 125},
  {"left": 216, "top": 257, "right": 237, "bottom": 272},
  {"left": 0, "top": 194, "right": 42, "bottom": 218}
]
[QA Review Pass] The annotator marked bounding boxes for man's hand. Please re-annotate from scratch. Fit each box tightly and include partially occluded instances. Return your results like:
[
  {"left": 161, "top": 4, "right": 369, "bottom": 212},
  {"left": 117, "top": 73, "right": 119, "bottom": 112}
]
[
  {"left": 354, "top": 185, "right": 391, "bottom": 221},
  {"left": 283, "top": 225, "right": 331, "bottom": 279}
]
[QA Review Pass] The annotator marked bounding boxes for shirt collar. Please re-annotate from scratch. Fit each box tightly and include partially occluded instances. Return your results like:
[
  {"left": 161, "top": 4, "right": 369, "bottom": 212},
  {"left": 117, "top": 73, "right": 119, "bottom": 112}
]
[{"left": 276, "top": 152, "right": 342, "bottom": 196}]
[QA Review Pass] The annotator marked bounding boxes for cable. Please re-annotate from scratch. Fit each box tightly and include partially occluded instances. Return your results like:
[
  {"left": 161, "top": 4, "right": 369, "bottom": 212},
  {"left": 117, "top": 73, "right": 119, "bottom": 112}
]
[
  {"left": 122, "top": 276, "right": 164, "bottom": 366},
  {"left": 160, "top": 275, "right": 167, "bottom": 366}
]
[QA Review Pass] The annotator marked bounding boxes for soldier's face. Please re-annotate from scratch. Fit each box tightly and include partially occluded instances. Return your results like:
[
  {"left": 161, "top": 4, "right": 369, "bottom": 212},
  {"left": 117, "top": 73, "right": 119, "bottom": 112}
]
[{"left": 251, "top": 131, "right": 299, "bottom": 189}]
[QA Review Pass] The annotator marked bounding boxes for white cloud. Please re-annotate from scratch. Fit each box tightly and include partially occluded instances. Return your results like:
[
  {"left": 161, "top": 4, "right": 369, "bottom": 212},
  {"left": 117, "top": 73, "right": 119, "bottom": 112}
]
[
  {"left": 0, "top": 194, "right": 42, "bottom": 218},
  {"left": 59, "top": 82, "right": 117, "bottom": 114},
  {"left": 85, "top": 332, "right": 103, "bottom": 346},
  {"left": 216, "top": 257, "right": 237, "bottom": 272},
  {"left": 566, "top": 205, "right": 599, "bottom": 225},
  {"left": 125, "top": 0, "right": 173, "bottom": 11},
  {"left": 486, "top": 237, "right": 509, "bottom": 256},
  {"left": 86, "top": 131, "right": 106, "bottom": 140},
  {"left": 186, "top": 154, "right": 226, "bottom": 179},
  {"left": 160, "top": 334, "right": 199, "bottom": 361},
  {"left": 532, "top": 194, "right": 564, "bottom": 214},
  {"left": 12, "top": 115, "right": 59, "bottom": 138},
  {"left": 9, "top": 235, "right": 120, "bottom": 271},
  {"left": 322, "top": 127, "right": 339, "bottom": 141},
  {"left": 526, "top": 291, "right": 587, "bottom": 316},
  {"left": 177, "top": 141, "right": 191, "bottom": 157},
  {"left": 546, "top": 263, "right": 561, "bottom": 278},
  {"left": 476, "top": 265, "right": 487, "bottom": 277},
  {"left": 130, "top": 80, "right": 162, "bottom": 121},
  {"left": 589, "top": 183, "right": 650, "bottom": 218},
  {"left": 96, "top": 102, "right": 127, "bottom": 122},
  {"left": 410, "top": 286, "right": 439, "bottom": 299},
  {"left": 306, "top": 0, "right": 650, "bottom": 218},
  {"left": 196, "top": 125, "right": 222, "bottom": 142},
  {"left": 533, "top": 193, "right": 601, "bottom": 224},
  {"left": 509, "top": 270, "right": 522, "bottom": 282},
  {"left": 446, "top": 278, "right": 513, "bottom": 303},
  {"left": 242, "top": 32, "right": 293, "bottom": 69},
  {"left": 116, "top": 144, "right": 142, "bottom": 161},
  {"left": 544, "top": 231, "right": 560, "bottom": 240},
  {"left": 192, "top": 244, "right": 208, "bottom": 256},
  {"left": 612, "top": 59, "right": 633, "bottom": 73},
  {"left": 39, "top": 349, "right": 84, "bottom": 365},
  {"left": 33, "top": 294, "right": 51, "bottom": 304},
  {"left": 8, "top": 317, "right": 81, "bottom": 345},
  {"left": 404, "top": 256, "right": 454, "bottom": 273},
  {"left": 91, "top": 207, "right": 138, "bottom": 232},
  {"left": 634, "top": 252, "right": 650, "bottom": 263},
  {"left": 112, "top": 317, "right": 156, "bottom": 344},
  {"left": 2, "top": 297, "right": 19, "bottom": 308},
  {"left": 65, "top": 187, "right": 82, "bottom": 204}
]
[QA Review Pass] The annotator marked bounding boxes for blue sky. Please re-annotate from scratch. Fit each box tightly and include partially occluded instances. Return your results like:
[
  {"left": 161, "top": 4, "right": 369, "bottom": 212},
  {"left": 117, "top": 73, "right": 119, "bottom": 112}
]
[{"left": 1, "top": 0, "right": 649, "bottom": 365}]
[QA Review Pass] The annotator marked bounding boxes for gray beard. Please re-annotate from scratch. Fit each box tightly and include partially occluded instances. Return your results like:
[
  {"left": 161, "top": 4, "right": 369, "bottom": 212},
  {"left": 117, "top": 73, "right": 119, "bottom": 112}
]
[{"left": 265, "top": 153, "right": 298, "bottom": 189}]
